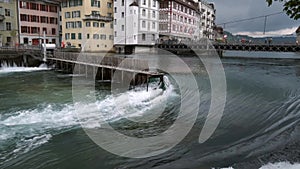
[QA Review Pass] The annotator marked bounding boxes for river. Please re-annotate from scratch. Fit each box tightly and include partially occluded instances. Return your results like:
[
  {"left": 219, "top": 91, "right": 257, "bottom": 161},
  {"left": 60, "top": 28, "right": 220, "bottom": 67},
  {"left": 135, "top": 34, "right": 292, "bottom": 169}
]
[{"left": 0, "top": 51, "right": 300, "bottom": 169}]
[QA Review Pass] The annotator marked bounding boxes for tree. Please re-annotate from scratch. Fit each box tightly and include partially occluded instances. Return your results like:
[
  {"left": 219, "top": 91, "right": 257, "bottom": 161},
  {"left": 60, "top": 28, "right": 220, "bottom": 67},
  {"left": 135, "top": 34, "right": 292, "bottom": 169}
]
[{"left": 266, "top": 0, "right": 300, "bottom": 20}]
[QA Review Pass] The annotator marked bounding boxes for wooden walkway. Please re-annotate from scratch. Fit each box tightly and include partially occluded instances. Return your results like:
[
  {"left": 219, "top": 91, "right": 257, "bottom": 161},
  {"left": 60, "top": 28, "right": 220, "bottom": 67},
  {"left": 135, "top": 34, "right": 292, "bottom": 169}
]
[
  {"left": 47, "top": 57, "right": 163, "bottom": 76},
  {"left": 47, "top": 52, "right": 164, "bottom": 90}
]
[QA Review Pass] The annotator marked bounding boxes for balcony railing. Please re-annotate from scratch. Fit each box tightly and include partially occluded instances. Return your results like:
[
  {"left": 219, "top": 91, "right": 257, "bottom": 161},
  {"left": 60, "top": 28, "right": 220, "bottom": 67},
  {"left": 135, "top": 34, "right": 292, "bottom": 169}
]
[{"left": 83, "top": 14, "right": 113, "bottom": 22}]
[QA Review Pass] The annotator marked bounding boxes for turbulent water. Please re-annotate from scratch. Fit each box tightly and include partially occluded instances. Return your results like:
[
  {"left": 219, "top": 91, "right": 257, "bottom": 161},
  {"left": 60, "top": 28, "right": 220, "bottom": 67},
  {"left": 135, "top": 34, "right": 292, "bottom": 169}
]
[{"left": 0, "top": 52, "right": 300, "bottom": 169}]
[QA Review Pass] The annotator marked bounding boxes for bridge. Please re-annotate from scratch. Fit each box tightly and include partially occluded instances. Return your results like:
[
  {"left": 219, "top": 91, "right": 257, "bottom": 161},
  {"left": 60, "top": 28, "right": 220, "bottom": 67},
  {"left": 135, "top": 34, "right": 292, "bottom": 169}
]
[{"left": 156, "top": 43, "right": 300, "bottom": 56}]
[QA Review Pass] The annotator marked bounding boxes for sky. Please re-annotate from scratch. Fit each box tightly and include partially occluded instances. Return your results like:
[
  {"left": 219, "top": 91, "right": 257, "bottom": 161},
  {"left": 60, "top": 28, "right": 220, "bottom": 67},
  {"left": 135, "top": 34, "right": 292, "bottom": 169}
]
[{"left": 210, "top": 0, "right": 300, "bottom": 37}]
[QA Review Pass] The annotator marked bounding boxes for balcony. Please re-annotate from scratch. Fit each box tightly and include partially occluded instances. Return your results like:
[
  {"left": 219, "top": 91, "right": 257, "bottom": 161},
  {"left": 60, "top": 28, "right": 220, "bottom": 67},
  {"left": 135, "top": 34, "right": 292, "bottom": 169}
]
[{"left": 83, "top": 14, "right": 113, "bottom": 22}]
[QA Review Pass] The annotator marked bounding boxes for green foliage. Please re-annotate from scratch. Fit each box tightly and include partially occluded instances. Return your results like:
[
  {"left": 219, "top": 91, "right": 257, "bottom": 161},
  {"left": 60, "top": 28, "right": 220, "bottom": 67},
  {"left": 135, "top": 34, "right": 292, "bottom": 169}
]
[{"left": 267, "top": 0, "right": 300, "bottom": 20}]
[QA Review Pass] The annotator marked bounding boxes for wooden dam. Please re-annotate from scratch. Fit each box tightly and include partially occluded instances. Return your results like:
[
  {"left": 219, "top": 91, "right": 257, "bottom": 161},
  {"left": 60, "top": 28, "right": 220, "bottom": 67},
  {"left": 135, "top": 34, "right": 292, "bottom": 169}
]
[{"left": 47, "top": 51, "right": 164, "bottom": 90}]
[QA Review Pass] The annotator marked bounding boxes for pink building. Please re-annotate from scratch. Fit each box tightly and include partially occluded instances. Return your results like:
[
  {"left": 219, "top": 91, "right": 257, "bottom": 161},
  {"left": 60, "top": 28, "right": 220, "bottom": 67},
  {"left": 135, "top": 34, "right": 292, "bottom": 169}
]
[
  {"left": 159, "top": 0, "right": 200, "bottom": 42},
  {"left": 18, "top": 0, "right": 60, "bottom": 46}
]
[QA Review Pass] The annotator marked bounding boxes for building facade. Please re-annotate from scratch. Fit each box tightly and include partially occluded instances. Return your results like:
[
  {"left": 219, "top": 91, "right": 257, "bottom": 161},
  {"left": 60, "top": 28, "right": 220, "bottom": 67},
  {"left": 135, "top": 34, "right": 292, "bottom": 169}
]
[
  {"left": 61, "top": 0, "right": 114, "bottom": 52},
  {"left": 198, "top": 0, "right": 215, "bottom": 39},
  {"left": 18, "top": 0, "right": 60, "bottom": 46},
  {"left": 0, "top": 0, "right": 18, "bottom": 47},
  {"left": 159, "top": 0, "right": 200, "bottom": 42},
  {"left": 114, "top": 0, "right": 159, "bottom": 53}
]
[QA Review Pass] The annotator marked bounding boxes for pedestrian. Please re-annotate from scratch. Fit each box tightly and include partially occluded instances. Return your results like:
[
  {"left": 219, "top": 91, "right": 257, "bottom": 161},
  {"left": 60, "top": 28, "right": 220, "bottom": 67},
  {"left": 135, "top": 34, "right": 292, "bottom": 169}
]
[{"left": 296, "top": 40, "right": 299, "bottom": 45}]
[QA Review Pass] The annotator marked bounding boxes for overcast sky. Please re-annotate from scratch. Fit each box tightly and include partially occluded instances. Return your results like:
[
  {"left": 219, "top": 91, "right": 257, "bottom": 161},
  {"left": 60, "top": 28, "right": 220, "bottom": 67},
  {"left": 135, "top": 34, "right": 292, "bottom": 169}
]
[{"left": 210, "top": 0, "right": 300, "bottom": 37}]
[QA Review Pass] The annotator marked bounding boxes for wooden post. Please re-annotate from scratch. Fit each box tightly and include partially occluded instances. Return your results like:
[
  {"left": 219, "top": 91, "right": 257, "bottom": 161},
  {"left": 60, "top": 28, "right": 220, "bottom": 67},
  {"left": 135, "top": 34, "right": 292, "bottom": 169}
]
[
  {"left": 111, "top": 68, "right": 114, "bottom": 82},
  {"left": 101, "top": 67, "right": 104, "bottom": 80},
  {"left": 78, "top": 64, "right": 81, "bottom": 74},
  {"left": 146, "top": 75, "right": 149, "bottom": 92},
  {"left": 85, "top": 65, "right": 88, "bottom": 78},
  {"left": 93, "top": 66, "right": 96, "bottom": 80},
  {"left": 132, "top": 73, "right": 135, "bottom": 88}
]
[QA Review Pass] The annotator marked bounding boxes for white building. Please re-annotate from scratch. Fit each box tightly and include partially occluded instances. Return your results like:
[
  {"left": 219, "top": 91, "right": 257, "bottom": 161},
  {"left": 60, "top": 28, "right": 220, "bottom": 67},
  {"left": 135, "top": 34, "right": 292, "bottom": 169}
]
[
  {"left": 113, "top": 0, "right": 159, "bottom": 53},
  {"left": 198, "top": 0, "right": 215, "bottom": 39}
]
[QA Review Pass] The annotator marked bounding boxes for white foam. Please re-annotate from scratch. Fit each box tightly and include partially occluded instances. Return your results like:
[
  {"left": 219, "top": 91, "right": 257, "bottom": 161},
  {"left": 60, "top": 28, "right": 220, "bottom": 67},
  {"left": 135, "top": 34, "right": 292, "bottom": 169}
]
[
  {"left": 0, "top": 63, "right": 51, "bottom": 73},
  {"left": 259, "top": 162, "right": 300, "bottom": 169},
  {"left": 0, "top": 76, "right": 177, "bottom": 163},
  {"left": 212, "top": 162, "right": 300, "bottom": 169}
]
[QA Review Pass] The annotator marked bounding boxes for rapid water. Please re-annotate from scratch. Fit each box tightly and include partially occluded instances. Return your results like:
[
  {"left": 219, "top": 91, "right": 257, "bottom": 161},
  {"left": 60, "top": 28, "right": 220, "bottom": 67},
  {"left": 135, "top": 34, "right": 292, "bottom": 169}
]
[{"left": 0, "top": 54, "right": 300, "bottom": 169}]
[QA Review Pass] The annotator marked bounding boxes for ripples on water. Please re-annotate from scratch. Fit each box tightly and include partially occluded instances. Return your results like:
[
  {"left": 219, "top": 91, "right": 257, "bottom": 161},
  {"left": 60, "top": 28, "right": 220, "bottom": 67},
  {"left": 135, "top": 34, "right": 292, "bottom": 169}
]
[{"left": 0, "top": 55, "right": 300, "bottom": 169}]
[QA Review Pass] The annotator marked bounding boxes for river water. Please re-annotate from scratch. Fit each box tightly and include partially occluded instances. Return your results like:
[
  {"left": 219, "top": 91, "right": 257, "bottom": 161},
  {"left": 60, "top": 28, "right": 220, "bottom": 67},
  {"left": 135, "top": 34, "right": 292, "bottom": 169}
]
[{"left": 0, "top": 51, "right": 300, "bottom": 169}]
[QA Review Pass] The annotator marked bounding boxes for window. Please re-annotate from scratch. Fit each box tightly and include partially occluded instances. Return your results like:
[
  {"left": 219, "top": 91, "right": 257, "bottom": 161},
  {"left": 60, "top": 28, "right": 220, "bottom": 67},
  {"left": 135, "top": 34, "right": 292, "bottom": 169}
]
[
  {"left": 91, "top": 0, "right": 100, "bottom": 7},
  {"left": 100, "top": 23, "right": 105, "bottom": 27},
  {"left": 152, "top": 11, "right": 155, "bottom": 18},
  {"left": 72, "top": 11, "right": 80, "bottom": 18},
  {"left": 42, "top": 27, "right": 47, "bottom": 34},
  {"left": 143, "top": 0, "right": 146, "bottom": 5},
  {"left": 78, "top": 33, "right": 82, "bottom": 39},
  {"left": 20, "top": 14, "right": 29, "bottom": 21},
  {"left": 114, "top": 31, "right": 117, "bottom": 37},
  {"left": 142, "top": 9, "right": 146, "bottom": 16},
  {"left": 65, "top": 33, "right": 70, "bottom": 40},
  {"left": 65, "top": 12, "right": 71, "bottom": 18},
  {"left": 152, "top": 34, "right": 155, "bottom": 41},
  {"left": 31, "top": 15, "right": 39, "bottom": 22},
  {"left": 31, "top": 3, "right": 39, "bottom": 10},
  {"left": 21, "top": 26, "right": 29, "bottom": 33},
  {"left": 109, "top": 35, "right": 114, "bottom": 40},
  {"left": 40, "top": 4, "right": 48, "bottom": 11},
  {"left": 107, "top": 2, "right": 112, "bottom": 8},
  {"left": 86, "top": 22, "right": 91, "bottom": 27},
  {"left": 152, "top": 22, "right": 155, "bottom": 29},
  {"left": 93, "top": 34, "right": 99, "bottom": 39},
  {"left": 31, "top": 27, "right": 39, "bottom": 34},
  {"left": 121, "top": 25, "right": 124, "bottom": 31},
  {"left": 142, "top": 21, "right": 146, "bottom": 28},
  {"left": 121, "top": 0, "right": 125, "bottom": 6},
  {"left": 114, "top": 7, "right": 117, "bottom": 13},
  {"left": 142, "top": 34, "right": 146, "bottom": 41},
  {"left": 69, "top": 0, "right": 82, "bottom": 7},
  {"left": 49, "top": 5, "right": 57, "bottom": 13},
  {"left": 41, "top": 16, "right": 48, "bottom": 23},
  {"left": 153, "top": 0, "right": 156, "bottom": 7},
  {"left": 71, "top": 33, "right": 76, "bottom": 39},
  {"left": 62, "top": 1, "right": 68, "bottom": 8},
  {"left": 114, "top": 19, "right": 117, "bottom": 25},
  {"left": 75, "top": 21, "right": 82, "bottom": 28},
  {"left": 50, "top": 17, "right": 57, "bottom": 24},
  {"left": 93, "top": 22, "right": 99, "bottom": 27},
  {"left": 52, "top": 28, "right": 56, "bottom": 35},
  {"left": 5, "top": 9, "right": 10, "bottom": 16},
  {"left": 100, "top": 34, "right": 106, "bottom": 40},
  {"left": 121, "top": 12, "right": 124, "bottom": 18},
  {"left": 172, "top": 24, "right": 176, "bottom": 31},
  {"left": 87, "top": 34, "right": 90, "bottom": 39},
  {"left": 20, "top": 1, "right": 28, "bottom": 8},
  {"left": 92, "top": 11, "right": 99, "bottom": 15},
  {"left": 66, "top": 22, "right": 74, "bottom": 28}
]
